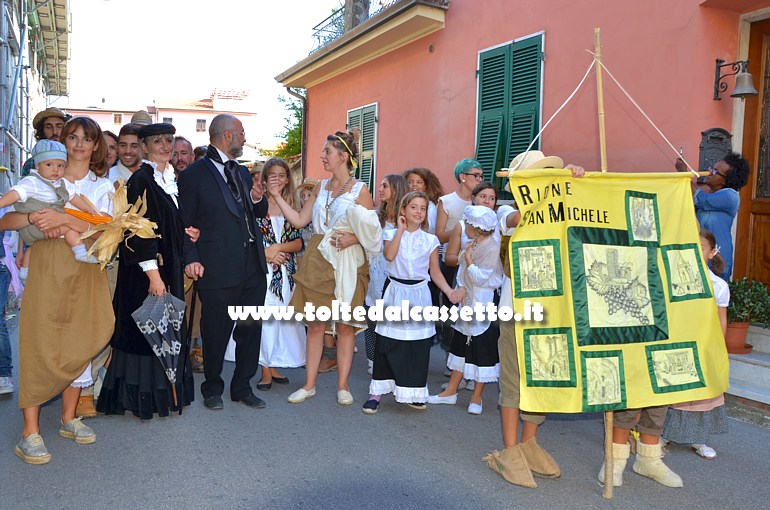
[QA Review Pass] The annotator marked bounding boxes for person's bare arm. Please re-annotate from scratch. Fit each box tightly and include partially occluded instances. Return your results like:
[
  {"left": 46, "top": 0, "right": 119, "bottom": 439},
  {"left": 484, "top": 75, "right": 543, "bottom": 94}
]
[
  {"left": 435, "top": 199, "right": 450, "bottom": 244},
  {"left": 444, "top": 223, "right": 463, "bottom": 267},
  {"left": 0, "top": 190, "right": 20, "bottom": 210},
  {"left": 269, "top": 179, "right": 315, "bottom": 228}
]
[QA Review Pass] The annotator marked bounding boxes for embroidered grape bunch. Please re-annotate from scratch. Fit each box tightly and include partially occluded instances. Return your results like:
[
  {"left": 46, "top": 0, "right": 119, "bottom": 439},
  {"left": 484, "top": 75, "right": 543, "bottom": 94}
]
[{"left": 587, "top": 261, "right": 651, "bottom": 325}]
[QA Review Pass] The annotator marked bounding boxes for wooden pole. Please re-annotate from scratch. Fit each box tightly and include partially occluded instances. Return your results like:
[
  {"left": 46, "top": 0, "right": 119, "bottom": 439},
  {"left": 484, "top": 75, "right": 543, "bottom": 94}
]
[
  {"left": 595, "top": 27, "right": 614, "bottom": 500},
  {"left": 595, "top": 28, "right": 609, "bottom": 173}
]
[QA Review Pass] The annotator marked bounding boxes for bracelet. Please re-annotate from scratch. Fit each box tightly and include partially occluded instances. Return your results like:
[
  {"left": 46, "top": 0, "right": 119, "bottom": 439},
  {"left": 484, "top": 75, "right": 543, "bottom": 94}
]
[{"left": 27, "top": 213, "right": 32, "bottom": 225}]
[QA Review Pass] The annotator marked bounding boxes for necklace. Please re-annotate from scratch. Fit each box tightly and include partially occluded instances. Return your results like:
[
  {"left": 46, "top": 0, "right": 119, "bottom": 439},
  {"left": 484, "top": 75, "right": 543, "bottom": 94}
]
[{"left": 325, "top": 175, "right": 354, "bottom": 226}]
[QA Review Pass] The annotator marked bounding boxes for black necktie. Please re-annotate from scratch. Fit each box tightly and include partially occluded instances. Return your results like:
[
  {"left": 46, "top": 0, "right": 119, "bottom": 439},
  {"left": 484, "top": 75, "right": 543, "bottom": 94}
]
[
  {"left": 207, "top": 145, "right": 256, "bottom": 241},
  {"left": 224, "top": 161, "right": 243, "bottom": 204}
]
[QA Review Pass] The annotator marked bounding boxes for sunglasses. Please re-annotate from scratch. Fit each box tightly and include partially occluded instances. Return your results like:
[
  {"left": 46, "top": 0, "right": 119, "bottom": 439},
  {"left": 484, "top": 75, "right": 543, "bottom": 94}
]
[{"left": 708, "top": 165, "right": 730, "bottom": 179}]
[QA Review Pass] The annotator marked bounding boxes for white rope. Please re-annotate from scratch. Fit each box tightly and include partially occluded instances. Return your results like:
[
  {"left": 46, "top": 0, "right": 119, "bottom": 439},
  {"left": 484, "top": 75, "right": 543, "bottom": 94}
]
[
  {"left": 595, "top": 57, "right": 699, "bottom": 177},
  {"left": 510, "top": 59, "right": 597, "bottom": 170}
]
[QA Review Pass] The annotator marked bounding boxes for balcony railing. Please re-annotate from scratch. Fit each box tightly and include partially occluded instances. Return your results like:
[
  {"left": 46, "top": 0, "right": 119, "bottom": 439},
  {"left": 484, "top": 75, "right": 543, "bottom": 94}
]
[{"left": 310, "top": 1, "right": 449, "bottom": 54}]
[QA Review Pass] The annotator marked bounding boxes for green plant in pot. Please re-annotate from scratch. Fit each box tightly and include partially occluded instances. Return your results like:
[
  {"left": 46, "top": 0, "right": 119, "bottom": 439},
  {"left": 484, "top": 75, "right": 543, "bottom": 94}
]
[{"left": 725, "top": 278, "right": 770, "bottom": 353}]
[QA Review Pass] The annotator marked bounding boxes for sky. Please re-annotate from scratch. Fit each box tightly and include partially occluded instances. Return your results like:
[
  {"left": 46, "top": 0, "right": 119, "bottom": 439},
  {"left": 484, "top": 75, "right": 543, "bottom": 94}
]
[{"left": 56, "top": 0, "right": 339, "bottom": 146}]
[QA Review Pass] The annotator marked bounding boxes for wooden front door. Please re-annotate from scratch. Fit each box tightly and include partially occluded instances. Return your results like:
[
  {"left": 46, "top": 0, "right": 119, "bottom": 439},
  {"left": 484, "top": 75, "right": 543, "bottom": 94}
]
[{"left": 737, "top": 19, "right": 770, "bottom": 286}]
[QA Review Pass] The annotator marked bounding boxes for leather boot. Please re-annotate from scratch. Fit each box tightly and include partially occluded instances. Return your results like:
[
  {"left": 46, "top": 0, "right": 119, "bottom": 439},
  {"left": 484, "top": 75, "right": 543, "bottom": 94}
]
[
  {"left": 598, "top": 441, "right": 630, "bottom": 487},
  {"left": 633, "top": 441, "right": 683, "bottom": 488},
  {"left": 483, "top": 446, "right": 537, "bottom": 488},
  {"left": 520, "top": 437, "right": 560, "bottom": 478},
  {"left": 76, "top": 395, "right": 97, "bottom": 419}
]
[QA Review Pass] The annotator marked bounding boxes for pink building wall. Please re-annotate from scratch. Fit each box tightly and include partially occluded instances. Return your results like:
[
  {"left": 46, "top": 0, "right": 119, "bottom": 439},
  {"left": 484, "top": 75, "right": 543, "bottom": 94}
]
[{"left": 303, "top": 0, "right": 745, "bottom": 186}]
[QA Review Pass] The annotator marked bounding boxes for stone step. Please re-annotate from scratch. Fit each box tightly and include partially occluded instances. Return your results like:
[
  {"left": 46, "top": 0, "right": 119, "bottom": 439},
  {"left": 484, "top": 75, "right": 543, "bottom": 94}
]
[
  {"left": 728, "top": 351, "right": 770, "bottom": 406},
  {"left": 746, "top": 325, "right": 770, "bottom": 354},
  {"left": 727, "top": 379, "right": 770, "bottom": 406}
]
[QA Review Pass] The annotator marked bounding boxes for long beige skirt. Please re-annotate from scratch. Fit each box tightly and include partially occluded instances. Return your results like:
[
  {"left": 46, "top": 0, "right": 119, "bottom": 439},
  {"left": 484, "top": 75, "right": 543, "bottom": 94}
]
[
  {"left": 18, "top": 239, "right": 114, "bottom": 408},
  {"left": 290, "top": 234, "right": 369, "bottom": 333}
]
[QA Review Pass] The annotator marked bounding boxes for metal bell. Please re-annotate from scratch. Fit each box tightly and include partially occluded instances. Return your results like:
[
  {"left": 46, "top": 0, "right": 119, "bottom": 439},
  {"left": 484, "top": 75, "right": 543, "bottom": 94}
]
[{"left": 731, "top": 70, "right": 759, "bottom": 99}]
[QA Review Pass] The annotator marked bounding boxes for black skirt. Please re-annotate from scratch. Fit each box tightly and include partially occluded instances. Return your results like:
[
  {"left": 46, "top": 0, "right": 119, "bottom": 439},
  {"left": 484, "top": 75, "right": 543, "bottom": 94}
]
[
  {"left": 447, "top": 323, "right": 500, "bottom": 382},
  {"left": 97, "top": 347, "right": 194, "bottom": 420},
  {"left": 369, "top": 334, "right": 432, "bottom": 403}
]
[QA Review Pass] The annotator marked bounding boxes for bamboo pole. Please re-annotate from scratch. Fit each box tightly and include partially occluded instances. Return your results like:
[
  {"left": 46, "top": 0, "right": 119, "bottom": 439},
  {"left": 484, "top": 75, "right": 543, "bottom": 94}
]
[
  {"left": 595, "top": 27, "right": 614, "bottom": 500},
  {"left": 595, "top": 28, "right": 609, "bottom": 173}
]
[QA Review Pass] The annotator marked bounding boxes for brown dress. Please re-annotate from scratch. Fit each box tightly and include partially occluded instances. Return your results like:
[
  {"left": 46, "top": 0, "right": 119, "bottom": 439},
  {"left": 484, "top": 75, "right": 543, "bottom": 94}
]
[
  {"left": 290, "top": 234, "right": 369, "bottom": 332},
  {"left": 18, "top": 239, "right": 114, "bottom": 408}
]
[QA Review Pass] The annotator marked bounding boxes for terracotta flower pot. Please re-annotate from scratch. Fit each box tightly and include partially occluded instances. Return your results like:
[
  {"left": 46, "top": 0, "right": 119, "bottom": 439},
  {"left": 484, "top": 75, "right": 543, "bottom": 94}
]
[{"left": 725, "top": 322, "right": 753, "bottom": 354}]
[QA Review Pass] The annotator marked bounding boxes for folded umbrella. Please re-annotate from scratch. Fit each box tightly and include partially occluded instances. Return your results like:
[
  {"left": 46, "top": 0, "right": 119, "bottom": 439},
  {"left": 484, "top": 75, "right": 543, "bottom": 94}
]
[{"left": 131, "top": 293, "right": 187, "bottom": 410}]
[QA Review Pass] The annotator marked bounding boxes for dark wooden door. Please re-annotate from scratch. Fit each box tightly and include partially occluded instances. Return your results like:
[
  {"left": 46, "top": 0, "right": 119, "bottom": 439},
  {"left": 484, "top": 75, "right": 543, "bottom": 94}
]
[{"left": 737, "top": 19, "right": 770, "bottom": 286}]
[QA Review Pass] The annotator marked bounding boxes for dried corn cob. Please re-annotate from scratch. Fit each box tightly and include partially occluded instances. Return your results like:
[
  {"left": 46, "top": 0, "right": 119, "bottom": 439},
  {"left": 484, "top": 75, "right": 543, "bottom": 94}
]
[{"left": 65, "top": 207, "right": 113, "bottom": 225}]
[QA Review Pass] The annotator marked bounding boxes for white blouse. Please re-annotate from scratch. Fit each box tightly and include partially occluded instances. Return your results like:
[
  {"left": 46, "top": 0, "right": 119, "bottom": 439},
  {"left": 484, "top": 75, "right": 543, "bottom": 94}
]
[
  {"left": 64, "top": 171, "right": 113, "bottom": 215},
  {"left": 143, "top": 159, "right": 179, "bottom": 207},
  {"left": 312, "top": 179, "right": 365, "bottom": 235},
  {"left": 383, "top": 227, "right": 439, "bottom": 281},
  {"left": 709, "top": 269, "right": 730, "bottom": 308}
]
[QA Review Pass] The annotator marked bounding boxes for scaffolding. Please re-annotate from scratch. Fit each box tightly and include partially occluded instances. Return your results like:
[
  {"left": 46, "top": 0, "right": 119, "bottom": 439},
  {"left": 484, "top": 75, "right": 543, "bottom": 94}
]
[{"left": 0, "top": 0, "right": 70, "bottom": 192}]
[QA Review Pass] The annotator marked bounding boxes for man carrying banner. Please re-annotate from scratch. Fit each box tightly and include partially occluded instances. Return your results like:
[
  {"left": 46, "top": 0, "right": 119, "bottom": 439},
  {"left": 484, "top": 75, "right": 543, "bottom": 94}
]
[{"left": 485, "top": 151, "right": 584, "bottom": 488}]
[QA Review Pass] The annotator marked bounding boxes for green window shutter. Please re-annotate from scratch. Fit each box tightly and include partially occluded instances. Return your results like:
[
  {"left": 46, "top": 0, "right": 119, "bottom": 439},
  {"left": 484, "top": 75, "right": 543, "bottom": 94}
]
[
  {"left": 347, "top": 104, "right": 377, "bottom": 192},
  {"left": 506, "top": 35, "right": 542, "bottom": 166},
  {"left": 475, "top": 45, "right": 510, "bottom": 182},
  {"left": 359, "top": 105, "right": 376, "bottom": 191},
  {"left": 476, "top": 35, "right": 543, "bottom": 197}
]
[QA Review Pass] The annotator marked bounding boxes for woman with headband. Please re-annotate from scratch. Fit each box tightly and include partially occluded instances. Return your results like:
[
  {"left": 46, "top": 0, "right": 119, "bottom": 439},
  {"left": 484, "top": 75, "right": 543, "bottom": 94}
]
[{"left": 268, "top": 129, "right": 377, "bottom": 406}]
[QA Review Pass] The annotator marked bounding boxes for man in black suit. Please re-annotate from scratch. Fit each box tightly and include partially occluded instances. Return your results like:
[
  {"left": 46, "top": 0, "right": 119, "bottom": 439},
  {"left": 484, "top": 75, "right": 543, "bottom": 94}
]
[{"left": 178, "top": 114, "right": 268, "bottom": 410}]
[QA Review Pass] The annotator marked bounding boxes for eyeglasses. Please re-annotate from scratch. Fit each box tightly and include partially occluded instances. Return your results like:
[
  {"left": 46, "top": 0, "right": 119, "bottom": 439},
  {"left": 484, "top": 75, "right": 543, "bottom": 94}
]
[
  {"left": 227, "top": 129, "right": 246, "bottom": 137},
  {"left": 463, "top": 172, "right": 484, "bottom": 181},
  {"left": 708, "top": 165, "right": 730, "bottom": 179}
]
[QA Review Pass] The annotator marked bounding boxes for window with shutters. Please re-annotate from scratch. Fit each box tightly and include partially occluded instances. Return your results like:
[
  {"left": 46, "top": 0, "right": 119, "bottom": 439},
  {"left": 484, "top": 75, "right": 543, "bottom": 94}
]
[
  {"left": 346, "top": 103, "right": 378, "bottom": 192},
  {"left": 475, "top": 34, "right": 543, "bottom": 198}
]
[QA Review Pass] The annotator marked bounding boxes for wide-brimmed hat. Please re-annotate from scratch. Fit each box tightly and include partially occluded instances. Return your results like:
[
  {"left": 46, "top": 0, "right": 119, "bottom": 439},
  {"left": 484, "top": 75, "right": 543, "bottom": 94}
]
[
  {"left": 463, "top": 205, "right": 497, "bottom": 232},
  {"left": 298, "top": 177, "right": 319, "bottom": 191},
  {"left": 508, "top": 150, "right": 564, "bottom": 172},
  {"left": 32, "top": 107, "right": 67, "bottom": 130},
  {"left": 504, "top": 150, "right": 564, "bottom": 192}
]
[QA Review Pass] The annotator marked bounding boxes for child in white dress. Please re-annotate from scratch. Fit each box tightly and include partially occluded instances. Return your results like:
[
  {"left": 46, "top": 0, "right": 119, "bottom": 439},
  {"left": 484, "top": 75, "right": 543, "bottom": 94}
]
[
  {"left": 363, "top": 191, "right": 459, "bottom": 414},
  {"left": 428, "top": 205, "right": 503, "bottom": 415}
]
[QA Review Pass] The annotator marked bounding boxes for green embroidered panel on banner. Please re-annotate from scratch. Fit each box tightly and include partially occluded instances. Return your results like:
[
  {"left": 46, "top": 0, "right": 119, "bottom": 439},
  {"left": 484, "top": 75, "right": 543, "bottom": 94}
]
[
  {"left": 581, "top": 350, "right": 627, "bottom": 412},
  {"left": 625, "top": 190, "right": 661, "bottom": 247},
  {"left": 660, "top": 244, "right": 712, "bottom": 302},
  {"left": 511, "top": 238, "right": 563, "bottom": 298},
  {"left": 523, "top": 327, "right": 577, "bottom": 387},
  {"left": 645, "top": 341, "right": 706, "bottom": 393},
  {"left": 569, "top": 227, "right": 668, "bottom": 346}
]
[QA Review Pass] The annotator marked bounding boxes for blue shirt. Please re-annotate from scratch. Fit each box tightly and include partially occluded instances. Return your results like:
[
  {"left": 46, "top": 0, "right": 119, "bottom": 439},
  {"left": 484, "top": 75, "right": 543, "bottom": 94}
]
[{"left": 693, "top": 187, "right": 739, "bottom": 280}]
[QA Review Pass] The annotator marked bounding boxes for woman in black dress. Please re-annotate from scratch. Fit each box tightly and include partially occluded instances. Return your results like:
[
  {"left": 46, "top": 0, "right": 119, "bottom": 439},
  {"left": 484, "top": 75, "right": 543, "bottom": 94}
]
[{"left": 97, "top": 123, "right": 195, "bottom": 419}]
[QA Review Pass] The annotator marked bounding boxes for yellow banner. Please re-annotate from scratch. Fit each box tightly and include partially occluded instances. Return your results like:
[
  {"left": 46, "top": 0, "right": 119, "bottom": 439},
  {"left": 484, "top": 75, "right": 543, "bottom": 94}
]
[{"left": 507, "top": 170, "right": 729, "bottom": 413}]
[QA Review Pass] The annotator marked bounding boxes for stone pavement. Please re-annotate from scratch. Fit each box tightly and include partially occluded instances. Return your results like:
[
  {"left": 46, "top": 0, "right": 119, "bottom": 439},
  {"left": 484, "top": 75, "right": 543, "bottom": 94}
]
[{"left": 2, "top": 316, "right": 769, "bottom": 509}]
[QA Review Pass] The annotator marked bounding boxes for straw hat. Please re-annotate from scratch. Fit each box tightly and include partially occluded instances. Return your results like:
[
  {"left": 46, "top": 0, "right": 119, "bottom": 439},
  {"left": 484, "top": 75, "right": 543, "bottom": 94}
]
[
  {"left": 504, "top": 150, "right": 564, "bottom": 192},
  {"left": 130, "top": 110, "right": 153, "bottom": 126},
  {"left": 508, "top": 150, "right": 563, "bottom": 172},
  {"left": 298, "top": 177, "right": 319, "bottom": 191},
  {"left": 32, "top": 107, "right": 67, "bottom": 130}
]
